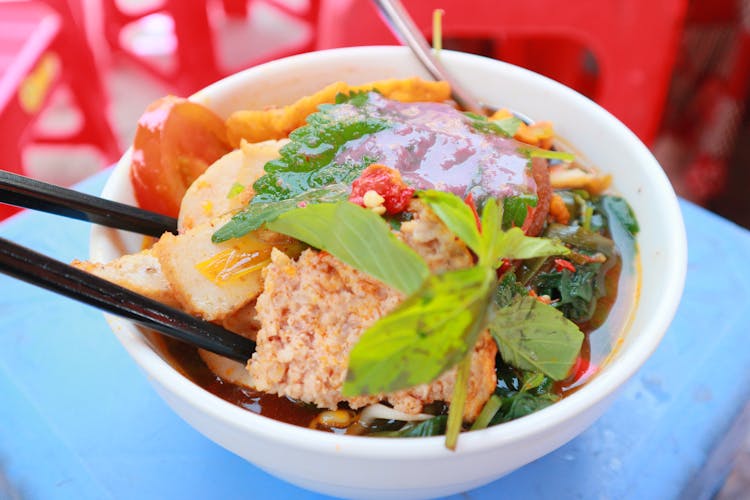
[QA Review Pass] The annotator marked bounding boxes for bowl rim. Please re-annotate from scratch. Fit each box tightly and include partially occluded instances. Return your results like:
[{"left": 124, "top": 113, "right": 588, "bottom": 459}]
[{"left": 96, "top": 46, "right": 688, "bottom": 459}]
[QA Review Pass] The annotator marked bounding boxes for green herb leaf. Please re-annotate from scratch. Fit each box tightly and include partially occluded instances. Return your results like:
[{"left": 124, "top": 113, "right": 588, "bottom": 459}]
[
  {"left": 532, "top": 262, "right": 607, "bottom": 322},
  {"left": 343, "top": 266, "right": 495, "bottom": 396},
  {"left": 464, "top": 112, "right": 522, "bottom": 137},
  {"left": 226, "top": 182, "right": 245, "bottom": 199},
  {"left": 265, "top": 201, "right": 428, "bottom": 295},
  {"left": 211, "top": 184, "right": 349, "bottom": 243},
  {"left": 374, "top": 415, "right": 447, "bottom": 437},
  {"left": 416, "top": 190, "right": 482, "bottom": 256},
  {"left": 490, "top": 226, "right": 569, "bottom": 265},
  {"left": 489, "top": 296, "right": 584, "bottom": 380},
  {"left": 493, "top": 391, "right": 558, "bottom": 423}
]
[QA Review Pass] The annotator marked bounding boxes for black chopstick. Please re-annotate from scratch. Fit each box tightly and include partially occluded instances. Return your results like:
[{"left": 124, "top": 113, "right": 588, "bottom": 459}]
[
  {"left": 0, "top": 237, "right": 255, "bottom": 362},
  {"left": 0, "top": 171, "right": 177, "bottom": 237}
]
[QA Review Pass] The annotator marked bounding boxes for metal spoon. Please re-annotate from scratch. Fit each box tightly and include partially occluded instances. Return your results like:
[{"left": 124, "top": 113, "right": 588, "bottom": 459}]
[{"left": 371, "top": 0, "right": 487, "bottom": 114}]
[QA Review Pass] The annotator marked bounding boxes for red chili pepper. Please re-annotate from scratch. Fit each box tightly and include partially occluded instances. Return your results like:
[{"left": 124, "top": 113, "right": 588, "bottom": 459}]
[
  {"left": 554, "top": 258, "right": 576, "bottom": 273},
  {"left": 349, "top": 164, "right": 414, "bottom": 214},
  {"left": 464, "top": 193, "right": 481, "bottom": 231}
]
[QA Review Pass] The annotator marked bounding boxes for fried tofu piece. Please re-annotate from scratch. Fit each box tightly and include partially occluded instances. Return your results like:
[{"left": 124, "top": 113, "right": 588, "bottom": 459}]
[
  {"left": 178, "top": 139, "right": 286, "bottom": 233},
  {"left": 226, "top": 78, "right": 451, "bottom": 147},
  {"left": 153, "top": 216, "right": 289, "bottom": 321},
  {"left": 249, "top": 202, "right": 496, "bottom": 421},
  {"left": 72, "top": 249, "right": 178, "bottom": 308}
]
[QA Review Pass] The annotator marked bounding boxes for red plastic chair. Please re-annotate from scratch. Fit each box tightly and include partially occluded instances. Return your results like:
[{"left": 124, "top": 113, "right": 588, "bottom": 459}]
[
  {"left": 0, "top": 0, "right": 121, "bottom": 220},
  {"left": 316, "top": 0, "right": 688, "bottom": 146},
  {"left": 102, "top": 0, "right": 320, "bottom": 95}
]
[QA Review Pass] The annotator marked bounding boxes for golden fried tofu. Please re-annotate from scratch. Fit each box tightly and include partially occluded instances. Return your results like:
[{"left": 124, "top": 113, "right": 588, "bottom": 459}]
[
  {"left": 72, "top": 249, "right": 178, "bottom": 308},
  {"left": 153, "top": 216, "right": 277, "bottom": 321},
  {"left": 226, "top": 78, "right": 451, "bottom": 147}
]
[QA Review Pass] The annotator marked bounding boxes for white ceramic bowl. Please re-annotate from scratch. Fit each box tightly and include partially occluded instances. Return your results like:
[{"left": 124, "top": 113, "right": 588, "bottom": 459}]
[{"left": 91, "top": 46, "right": 687, "bottom": 499}]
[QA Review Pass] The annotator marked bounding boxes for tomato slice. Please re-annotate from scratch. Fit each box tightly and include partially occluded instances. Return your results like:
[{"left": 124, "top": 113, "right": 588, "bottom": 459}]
[{"left": 130, "top": 96, "right": 232, "bottom": 217}]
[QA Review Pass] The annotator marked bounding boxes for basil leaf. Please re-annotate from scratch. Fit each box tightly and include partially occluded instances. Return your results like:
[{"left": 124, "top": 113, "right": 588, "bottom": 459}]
[
  {"left": 374, "top": 415, "right": 447, "bottom": 437},
  {"left": 266, "top": 201, "right": 428, "bottom": 295},
  {"left": 212, "top": 184, "right": 349, "bottom": 243},
  {"left": 343, "top": 266, "right": 495, "bottom": 396},
  {"left": 489, "top": 296, "right": 584, "bottom": 380},
  {"left": 490, "top": 226, "right": 569, "bottom": 265},
  {"left": 417, "top": 190, "right": 482, "bottom": 257}
]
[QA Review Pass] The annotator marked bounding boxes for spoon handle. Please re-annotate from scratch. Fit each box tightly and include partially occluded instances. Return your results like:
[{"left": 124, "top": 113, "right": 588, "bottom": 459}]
[{"left": 371, "top": 0, "right": 485, "bottom": 114}]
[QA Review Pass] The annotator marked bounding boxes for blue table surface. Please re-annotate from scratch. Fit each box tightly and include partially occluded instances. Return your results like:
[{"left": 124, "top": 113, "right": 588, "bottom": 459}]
[{"left": 1, "top": 171, "right": 749, "bottom": 500}]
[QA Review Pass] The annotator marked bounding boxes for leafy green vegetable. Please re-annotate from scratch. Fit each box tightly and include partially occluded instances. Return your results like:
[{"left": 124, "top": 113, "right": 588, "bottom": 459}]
[
  {"left": 493, "top": 391, "right": 558, "bottom": 423},
  {"left": 544, "top": 223, "right": 615, "bottom": 257},
  {"left": 599, "top": 195, "right": 639, "bottom": 238},
  {"left": 464, "top": 112, "right": 522, "bottom": 137},
  {"left": 489, "top": 296, "right": 584, "bottom": 380},
  {"left": 532, "top": 262, "right": 607, "bottom": 322},
  {"left": 342, "top": 266, "right": 495, "bottom": 396},
  {"left": 212, "top": 184, "right": 349, "bottom": 242},
  {"left": 265, "top": 201, "right": 428, "bottom": 295},
  {"left": 503, "top": 195, "right": 537, "bottom": 229},
  {"left": 490, "top": 367, "right": 558, "bottom": 424},
  {"left": 374, "top": 415, "right": 447, "bottom": 437}
]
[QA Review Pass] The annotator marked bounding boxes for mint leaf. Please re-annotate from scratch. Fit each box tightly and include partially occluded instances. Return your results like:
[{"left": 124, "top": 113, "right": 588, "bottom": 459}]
[
  {"left": 343, "top": 266, "right": 495, "bottom": 396},
  {"left": 464, "top": 112, "right": 522, "bottom": 137},
  {"left": 417, "top": 190, "right": 482, "bottom": 256},
  {"left": 489, "top": 296, "right": 584, "bottom": 380},
  {"left": 212, "top": 184, "right": 349, "bottom": 243},
  {"left": 266, "top": 201, "right": 428, "bottom": 295}
]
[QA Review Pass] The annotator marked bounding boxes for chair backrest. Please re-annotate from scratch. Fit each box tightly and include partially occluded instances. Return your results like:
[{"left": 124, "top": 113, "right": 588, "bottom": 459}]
[{"left": 316, "top": 0, "right": 688, "bottom": 145}]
